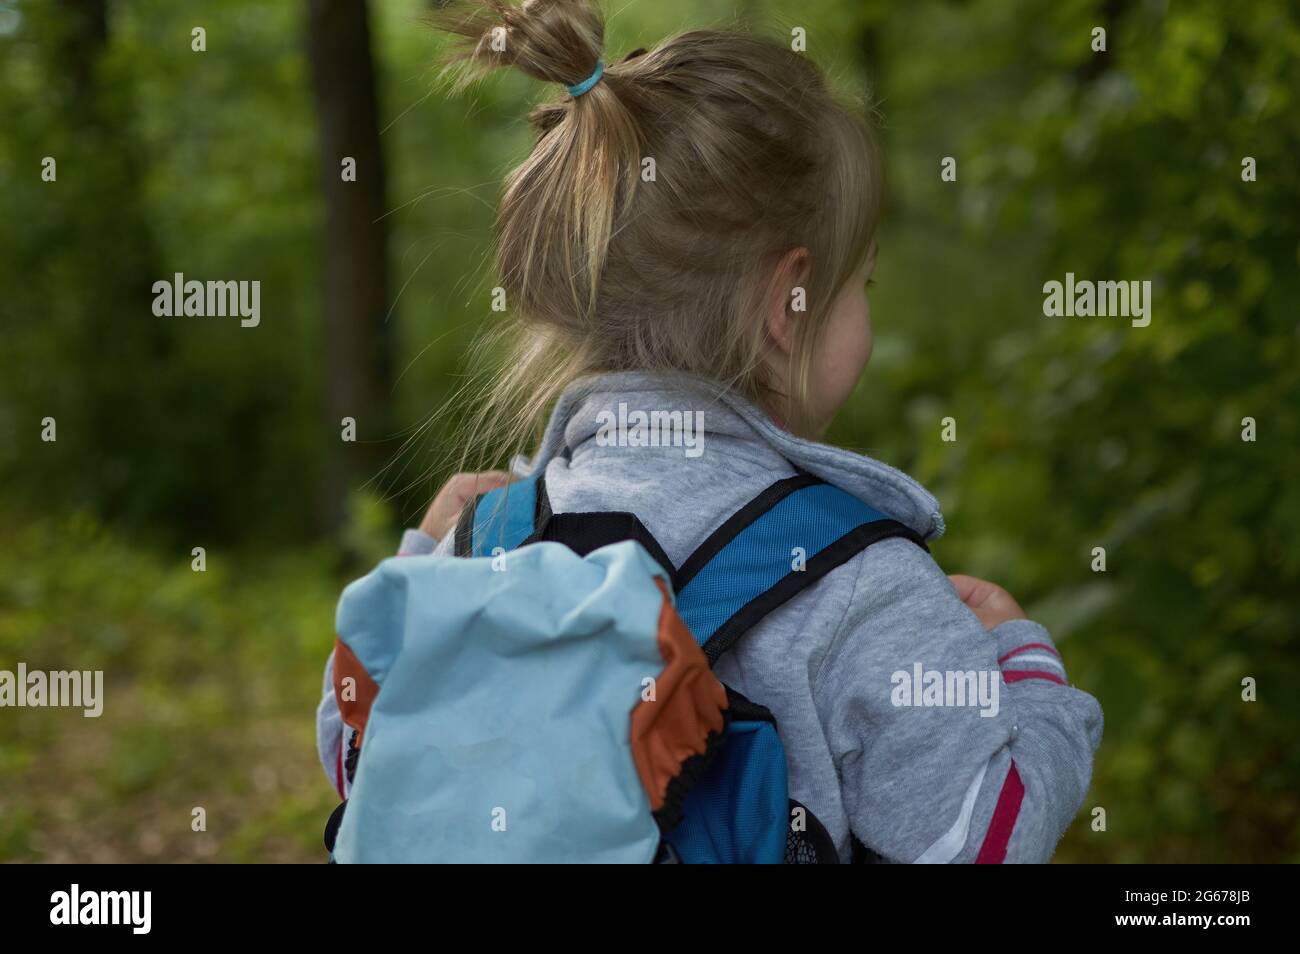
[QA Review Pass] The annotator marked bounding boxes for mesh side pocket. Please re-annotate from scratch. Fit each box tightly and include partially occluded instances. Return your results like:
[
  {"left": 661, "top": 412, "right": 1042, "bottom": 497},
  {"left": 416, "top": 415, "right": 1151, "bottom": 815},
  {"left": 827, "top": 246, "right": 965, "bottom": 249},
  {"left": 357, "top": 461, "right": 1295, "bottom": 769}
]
[{"left": 785, "top": 799, "right": 840, "bottom": 864}]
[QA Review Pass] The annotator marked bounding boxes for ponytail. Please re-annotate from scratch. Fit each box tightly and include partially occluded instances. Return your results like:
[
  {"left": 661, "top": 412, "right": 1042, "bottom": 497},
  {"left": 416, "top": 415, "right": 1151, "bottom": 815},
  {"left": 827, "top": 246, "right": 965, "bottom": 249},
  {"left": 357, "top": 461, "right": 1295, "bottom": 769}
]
[{"left": 431, "top": 0, "right": 642, "bottom": 323}]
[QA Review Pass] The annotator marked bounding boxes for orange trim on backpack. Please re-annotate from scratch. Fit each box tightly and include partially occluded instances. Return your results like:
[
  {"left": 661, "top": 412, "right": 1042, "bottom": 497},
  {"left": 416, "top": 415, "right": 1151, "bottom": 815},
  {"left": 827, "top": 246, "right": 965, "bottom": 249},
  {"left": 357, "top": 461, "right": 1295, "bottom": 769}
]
[
  {"left": 629, "top": 578, "right": 729, "bottom": 813},
  {"left": 333, "top": 637, "right": 381, "bottom": 748}
]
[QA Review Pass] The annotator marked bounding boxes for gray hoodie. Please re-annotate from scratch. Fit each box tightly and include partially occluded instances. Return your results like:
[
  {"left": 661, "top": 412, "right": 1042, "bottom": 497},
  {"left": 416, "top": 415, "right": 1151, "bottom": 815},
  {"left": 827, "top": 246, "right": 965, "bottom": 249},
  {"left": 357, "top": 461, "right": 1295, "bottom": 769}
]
[{"left": 317, "top": 371, "right": 1103, "bottom": 863}]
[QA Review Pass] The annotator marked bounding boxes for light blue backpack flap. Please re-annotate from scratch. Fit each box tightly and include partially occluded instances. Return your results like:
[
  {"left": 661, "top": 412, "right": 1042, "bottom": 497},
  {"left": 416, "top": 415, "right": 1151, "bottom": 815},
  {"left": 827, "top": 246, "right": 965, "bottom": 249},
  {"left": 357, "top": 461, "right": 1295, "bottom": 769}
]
[{"left": 333, "top": 540, "right": 670, "bottom": 863}]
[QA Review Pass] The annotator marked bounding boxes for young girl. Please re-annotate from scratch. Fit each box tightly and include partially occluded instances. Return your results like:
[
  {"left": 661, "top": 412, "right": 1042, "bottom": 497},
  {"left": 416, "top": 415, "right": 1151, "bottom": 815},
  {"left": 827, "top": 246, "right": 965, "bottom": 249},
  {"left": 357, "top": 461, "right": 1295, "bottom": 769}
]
[{"left": 317, "top": 0, "right": 1102, "bottom": 863}]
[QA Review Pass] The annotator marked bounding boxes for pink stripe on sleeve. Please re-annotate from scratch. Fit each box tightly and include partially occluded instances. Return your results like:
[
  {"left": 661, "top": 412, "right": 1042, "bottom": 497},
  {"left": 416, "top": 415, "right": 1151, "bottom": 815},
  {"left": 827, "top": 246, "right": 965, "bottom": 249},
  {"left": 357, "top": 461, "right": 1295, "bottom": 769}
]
[
  {"left": 976, "top": 762, "right": 1025, "bottom": 863},
  {"left": 1003, "top": 670, "right": 1067, "bottom": 686}
]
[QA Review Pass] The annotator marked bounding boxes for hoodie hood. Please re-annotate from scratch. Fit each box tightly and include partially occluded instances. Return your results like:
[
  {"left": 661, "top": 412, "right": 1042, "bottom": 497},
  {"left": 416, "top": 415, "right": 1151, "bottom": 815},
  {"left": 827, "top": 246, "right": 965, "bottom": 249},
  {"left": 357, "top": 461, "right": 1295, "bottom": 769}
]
[{"left": 513, "top": 371, "right": 945, "bottom": 541}]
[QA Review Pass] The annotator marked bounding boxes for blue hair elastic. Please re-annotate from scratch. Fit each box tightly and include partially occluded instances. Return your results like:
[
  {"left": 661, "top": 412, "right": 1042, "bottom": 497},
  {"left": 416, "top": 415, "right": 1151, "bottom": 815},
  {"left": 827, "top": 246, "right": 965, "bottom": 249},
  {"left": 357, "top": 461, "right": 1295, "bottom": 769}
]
[{"left": 567, "top": 61, "right": 604, "bottom": 97}]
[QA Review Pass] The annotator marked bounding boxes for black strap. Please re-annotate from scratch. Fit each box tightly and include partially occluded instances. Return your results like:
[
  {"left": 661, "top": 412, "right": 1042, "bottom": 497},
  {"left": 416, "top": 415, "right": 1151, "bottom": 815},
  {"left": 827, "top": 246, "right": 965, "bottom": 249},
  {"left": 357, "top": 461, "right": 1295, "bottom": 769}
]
[
  {"left": 451, "top": 491, "right": 482, "bottom": 558},
  {"left": 533, "top": 471, "right": 552, "bottom": 528},
  {"left": 724, "top": 684, "right": 777, "bottom": 724},
  {"left": 521, "top": 511, "right": 676, "bottom": 582}
]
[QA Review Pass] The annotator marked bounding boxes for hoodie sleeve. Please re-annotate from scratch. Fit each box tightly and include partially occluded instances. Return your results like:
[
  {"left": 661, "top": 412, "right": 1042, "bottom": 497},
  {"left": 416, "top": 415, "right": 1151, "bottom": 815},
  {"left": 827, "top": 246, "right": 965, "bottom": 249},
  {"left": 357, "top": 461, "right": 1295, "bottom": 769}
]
[
  {"left": 315, "top": 649, "right": 346, "bottom": 797},
  {"left": 315, "top": 527, "right": 445, "bottom": 795},
  {"left": 812, "top": 537, "right": 1103, "bottom": 863}
]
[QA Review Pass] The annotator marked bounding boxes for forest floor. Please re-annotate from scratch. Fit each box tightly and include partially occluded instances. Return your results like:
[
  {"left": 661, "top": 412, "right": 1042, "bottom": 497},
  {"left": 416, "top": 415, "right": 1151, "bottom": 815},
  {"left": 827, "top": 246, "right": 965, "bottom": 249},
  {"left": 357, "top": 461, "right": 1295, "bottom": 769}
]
[{"left": 0, "top": 508, "right": 340, "bottom": 863}]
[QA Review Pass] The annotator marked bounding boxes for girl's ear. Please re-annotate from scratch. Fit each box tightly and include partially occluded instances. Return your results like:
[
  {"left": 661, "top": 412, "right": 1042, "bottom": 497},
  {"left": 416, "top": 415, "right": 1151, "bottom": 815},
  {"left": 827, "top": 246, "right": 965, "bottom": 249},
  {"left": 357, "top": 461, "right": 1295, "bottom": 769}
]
[{"left": 765, "top": 247, "right": 812, "bottom": 356}]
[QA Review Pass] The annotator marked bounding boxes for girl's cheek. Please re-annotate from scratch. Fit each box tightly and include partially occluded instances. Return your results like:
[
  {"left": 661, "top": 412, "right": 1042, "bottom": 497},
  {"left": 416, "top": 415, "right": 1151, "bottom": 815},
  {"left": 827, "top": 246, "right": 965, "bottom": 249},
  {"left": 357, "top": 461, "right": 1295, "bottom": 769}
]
[
  {"left": 862, "top": 306, "right": 874, "bottom": 367},
  {"left": 832, "top": 307, "right": 872, "bottom": 404},
  {"left": 846, "top": 293, "right": 873, "bottom": 375}
]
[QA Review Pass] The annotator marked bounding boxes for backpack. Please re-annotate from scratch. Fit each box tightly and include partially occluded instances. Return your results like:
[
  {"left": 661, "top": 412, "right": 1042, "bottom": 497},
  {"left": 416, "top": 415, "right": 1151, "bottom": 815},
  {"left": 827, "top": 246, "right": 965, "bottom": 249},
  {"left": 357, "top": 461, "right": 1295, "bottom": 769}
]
[{"left": 324, "top": 470, "right": 924, "bottom": 863}]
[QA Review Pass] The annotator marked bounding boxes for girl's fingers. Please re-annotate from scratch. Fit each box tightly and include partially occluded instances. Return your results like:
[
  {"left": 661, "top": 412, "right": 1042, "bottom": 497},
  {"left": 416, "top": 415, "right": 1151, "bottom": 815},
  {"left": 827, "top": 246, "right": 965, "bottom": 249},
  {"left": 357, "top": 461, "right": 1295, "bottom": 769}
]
[
  {"left": 420, "top": 471, "right": 518, "bottom": 539},
  {"left": 947, "top": 573, "right": 973, "bottom": 602},
  {"left": 947, "top": 574, "right": 989, "bottom": 606},
  {"left": 470, "top": 471, "right": 511, "bottom": 493},
  {"left": 946, "top": 574, "right": 1027, "bottom": 630}
]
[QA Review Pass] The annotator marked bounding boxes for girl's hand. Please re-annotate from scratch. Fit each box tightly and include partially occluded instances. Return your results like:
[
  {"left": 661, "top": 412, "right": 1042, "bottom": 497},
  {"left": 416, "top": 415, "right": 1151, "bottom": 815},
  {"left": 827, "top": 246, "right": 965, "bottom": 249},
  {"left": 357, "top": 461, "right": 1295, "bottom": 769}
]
[
  {"left": 419, "top": 471, "right": 512, "bottom": 540},
  {"left": 947, "top": 574, "right": 1027, "bottom": 631}
]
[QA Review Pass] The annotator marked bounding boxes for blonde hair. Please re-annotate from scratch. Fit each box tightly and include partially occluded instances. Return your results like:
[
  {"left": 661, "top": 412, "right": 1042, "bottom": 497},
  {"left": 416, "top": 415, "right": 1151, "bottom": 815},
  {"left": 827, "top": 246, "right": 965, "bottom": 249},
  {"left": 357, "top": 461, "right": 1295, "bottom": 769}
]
[{"left": 427, "top": 0, "right": 882, "bottom": 471}]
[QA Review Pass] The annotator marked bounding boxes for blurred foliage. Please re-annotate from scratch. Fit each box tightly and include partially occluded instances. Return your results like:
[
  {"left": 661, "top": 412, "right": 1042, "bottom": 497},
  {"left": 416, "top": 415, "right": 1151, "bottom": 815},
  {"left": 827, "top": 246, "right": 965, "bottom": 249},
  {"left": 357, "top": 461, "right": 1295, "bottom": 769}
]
[
  {"left": 0, "top": 506, "right": 338, "bottom": 861},
  {"left": 0, "top": 0, "right": 1297, "bottom": 861}
]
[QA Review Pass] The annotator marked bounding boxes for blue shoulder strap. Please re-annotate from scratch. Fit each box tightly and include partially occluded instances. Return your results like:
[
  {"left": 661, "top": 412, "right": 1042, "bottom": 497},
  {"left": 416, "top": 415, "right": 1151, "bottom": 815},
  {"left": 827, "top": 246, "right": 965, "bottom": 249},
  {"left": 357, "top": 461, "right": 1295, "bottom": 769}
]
[
  {"left": 672, "top": 474, "right": 926, "bottom": 664},
  {"left": 455, "top": 472, "right": 544, "bottom": 558}
]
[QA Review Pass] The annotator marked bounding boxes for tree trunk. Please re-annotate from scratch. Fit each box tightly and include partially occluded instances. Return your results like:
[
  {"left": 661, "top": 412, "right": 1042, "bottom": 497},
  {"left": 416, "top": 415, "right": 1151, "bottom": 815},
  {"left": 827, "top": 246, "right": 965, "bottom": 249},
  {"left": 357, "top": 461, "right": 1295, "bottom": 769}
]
[
  {"left": 46, "top": 0, "right": 170, "bottom": 521},
  {"left": 305, "top": 0, "right": 392, "bottom": 533},
  {"left": 55, "top": 0, "right": 107, "bottom": 104}
]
